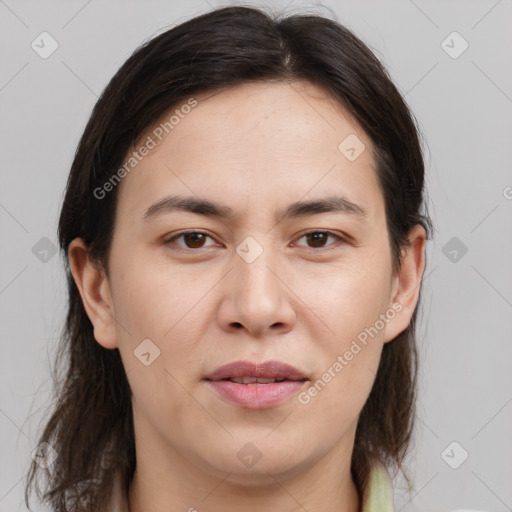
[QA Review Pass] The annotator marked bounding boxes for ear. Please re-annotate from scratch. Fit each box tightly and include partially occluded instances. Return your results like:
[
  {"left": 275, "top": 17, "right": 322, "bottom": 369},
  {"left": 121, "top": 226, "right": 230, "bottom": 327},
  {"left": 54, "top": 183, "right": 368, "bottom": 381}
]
[
  {"left": 68, "top": 238, "right": 118, "bottom": 349},
  {"left": 383, "top": 224, "right": 427, "bottom": 343}
]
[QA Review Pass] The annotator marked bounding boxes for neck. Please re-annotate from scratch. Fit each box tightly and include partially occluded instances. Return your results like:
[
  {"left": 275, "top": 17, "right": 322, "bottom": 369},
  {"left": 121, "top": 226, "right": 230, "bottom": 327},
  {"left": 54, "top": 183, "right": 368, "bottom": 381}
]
[{"left": 128, "top": 433, "right": 360, "bottom": 512}]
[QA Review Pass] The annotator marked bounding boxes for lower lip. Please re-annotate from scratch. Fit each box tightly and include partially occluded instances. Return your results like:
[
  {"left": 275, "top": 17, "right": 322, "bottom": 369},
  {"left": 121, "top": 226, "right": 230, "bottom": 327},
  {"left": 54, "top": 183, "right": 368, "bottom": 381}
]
[{"left": 206, "top": 380, "right": 307, "bottom": 409}]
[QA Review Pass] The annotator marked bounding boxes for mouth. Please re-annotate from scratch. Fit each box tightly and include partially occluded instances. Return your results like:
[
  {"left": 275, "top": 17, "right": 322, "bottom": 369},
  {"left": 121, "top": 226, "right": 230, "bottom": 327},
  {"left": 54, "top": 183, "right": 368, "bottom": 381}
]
[
  {"left": 204, "top": 360, "right": 310, "bottom": 409},
  {"left": 218, "top": 377, "right": 307, "bottom": 384},
  {"left": 204, "top": 359, "right": 310, "bottom": 382},
  {"left": 205, "top": 361, "right": 308, "bottom": 384}
]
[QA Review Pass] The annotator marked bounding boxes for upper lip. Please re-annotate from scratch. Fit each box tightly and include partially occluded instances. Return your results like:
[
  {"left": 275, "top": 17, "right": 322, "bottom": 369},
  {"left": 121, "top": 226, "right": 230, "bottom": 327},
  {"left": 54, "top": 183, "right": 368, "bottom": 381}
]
[{"left": 204, "top": 360, "right": 309, "bottom": 381}]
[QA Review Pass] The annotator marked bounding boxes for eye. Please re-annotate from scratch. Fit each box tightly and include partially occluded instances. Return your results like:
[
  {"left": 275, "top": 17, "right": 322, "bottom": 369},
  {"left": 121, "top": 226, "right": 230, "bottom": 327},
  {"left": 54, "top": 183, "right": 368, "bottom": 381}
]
[
  {"left": 164, "top": 230, "right": 218, "bottom": 250},
  {"left": 293, "top": 230, "right": 345, "bottom": 251},
  {"left": 164, "top": 229, "right": 346, "bottom": 252}
]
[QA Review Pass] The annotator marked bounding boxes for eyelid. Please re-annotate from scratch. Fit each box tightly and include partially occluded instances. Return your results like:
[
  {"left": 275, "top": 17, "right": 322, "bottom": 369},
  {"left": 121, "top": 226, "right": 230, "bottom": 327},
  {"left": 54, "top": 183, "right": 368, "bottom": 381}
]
[
  {"left": 164, "top": 230, "right": 219, "bottom": 248},
  {"left": 164, "top": 229, "right": 347, "bottom": 252},
  {"left": 292, "top": 229, "right": 347, "bottom": 251}
]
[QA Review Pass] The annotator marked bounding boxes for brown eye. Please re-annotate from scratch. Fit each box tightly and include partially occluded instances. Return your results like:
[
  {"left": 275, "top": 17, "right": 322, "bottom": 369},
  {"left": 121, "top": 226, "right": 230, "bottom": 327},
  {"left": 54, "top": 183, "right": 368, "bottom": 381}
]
[
  {"left": 165, "top": 231, "right": 216, "bottom": 249},
  {"left": 294, "top": 230, "right": 344, "bottom": 251},
  {"left": 305, "top": 232, "right": 329, "bottom": 248}
]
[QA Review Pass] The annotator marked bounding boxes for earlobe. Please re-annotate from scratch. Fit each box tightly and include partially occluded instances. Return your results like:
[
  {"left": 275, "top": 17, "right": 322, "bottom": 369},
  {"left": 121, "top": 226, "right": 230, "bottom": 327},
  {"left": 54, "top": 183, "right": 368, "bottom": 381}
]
[
  {"left": 68, "top": 238, "right": 118, "bottom": 349},
  {"left": 384, "top": 224, "right": 427, "bottom": 343}
]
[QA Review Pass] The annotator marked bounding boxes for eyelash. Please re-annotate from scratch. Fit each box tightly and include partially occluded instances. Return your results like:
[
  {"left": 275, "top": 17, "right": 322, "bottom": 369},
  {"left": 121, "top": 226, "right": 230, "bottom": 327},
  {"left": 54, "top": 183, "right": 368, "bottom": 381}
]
[{"left": 164, "top": 230, "right": 346, "bottom": 253}]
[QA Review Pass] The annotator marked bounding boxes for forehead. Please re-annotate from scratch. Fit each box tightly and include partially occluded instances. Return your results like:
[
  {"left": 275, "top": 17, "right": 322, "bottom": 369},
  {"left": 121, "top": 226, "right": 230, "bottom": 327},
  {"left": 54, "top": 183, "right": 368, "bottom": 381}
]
[
  {"left": 116, "top": 80, "right": 383, "bottom": 224},
  {"left": 166, "top": 80, "right": 367, "bottom": 153}
]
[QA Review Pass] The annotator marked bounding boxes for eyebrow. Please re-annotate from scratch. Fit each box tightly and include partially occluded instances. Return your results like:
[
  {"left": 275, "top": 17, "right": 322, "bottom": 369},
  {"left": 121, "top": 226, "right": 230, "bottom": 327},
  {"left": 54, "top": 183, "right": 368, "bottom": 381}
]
[{"left": 143, "top": 194, "right": 368, "bottom": 222}]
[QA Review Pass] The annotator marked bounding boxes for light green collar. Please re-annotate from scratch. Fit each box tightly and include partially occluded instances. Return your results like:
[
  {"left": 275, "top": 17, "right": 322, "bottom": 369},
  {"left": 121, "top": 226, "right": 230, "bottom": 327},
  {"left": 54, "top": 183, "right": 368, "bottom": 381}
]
[{"left": 362, "top": 461, "right": 395, "bottom": 512}]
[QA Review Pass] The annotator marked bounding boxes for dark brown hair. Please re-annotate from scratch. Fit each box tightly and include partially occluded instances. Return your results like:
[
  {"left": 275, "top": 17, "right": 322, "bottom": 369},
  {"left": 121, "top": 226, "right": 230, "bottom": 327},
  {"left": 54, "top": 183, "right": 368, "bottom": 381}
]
[{"left": 25, "top": 5, "right": 432, "bottom": 510}]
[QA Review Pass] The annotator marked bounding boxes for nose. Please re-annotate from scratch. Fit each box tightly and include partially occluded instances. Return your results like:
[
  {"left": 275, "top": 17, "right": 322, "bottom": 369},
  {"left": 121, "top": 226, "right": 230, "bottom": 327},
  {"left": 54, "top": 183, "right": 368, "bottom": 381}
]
[{"left": 216, "top": 244, "right": 297, "bottom": 338}]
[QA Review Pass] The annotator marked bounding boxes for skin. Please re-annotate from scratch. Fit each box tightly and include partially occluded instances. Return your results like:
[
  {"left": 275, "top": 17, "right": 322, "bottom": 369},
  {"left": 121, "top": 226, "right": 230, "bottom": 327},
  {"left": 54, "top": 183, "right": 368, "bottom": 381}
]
[{"left": 69, "top": 80, "right": 426, "bottom": 512}]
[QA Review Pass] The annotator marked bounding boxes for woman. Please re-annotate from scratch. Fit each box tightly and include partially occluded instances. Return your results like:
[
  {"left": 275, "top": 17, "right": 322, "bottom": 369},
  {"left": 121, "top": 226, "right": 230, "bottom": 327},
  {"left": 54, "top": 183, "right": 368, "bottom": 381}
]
[{"left": 25, "top": 5, "right": 432, "bottom": 511}]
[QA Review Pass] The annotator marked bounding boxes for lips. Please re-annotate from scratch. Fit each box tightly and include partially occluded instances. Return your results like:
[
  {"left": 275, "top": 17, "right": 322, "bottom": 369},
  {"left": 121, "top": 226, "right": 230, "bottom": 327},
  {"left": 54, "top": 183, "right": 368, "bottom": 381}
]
[
  {"left": 204, "top": 360, "right": 309, "bottom": 382},
  {"left": 204, "top": 360, "right": 309, "bottom": 409}
]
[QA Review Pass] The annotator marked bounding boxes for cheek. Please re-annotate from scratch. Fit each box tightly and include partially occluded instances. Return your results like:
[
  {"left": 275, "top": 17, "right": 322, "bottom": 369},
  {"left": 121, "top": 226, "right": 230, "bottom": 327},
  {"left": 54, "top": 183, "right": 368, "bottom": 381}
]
[
  {"left": 107, "top": 252, "right": 202, "bottom": 400},
  {"left": 111, "top": 248, "right": 195, "bottom": 338},
  {"left": 296, "top": 251, "right": 392, "bottom": 343},
  {"left": 112, "top": 259, "right": 201, "bottom": 424},
  {"left": 295, "top": 305, "right": 384, "bottom": 440},
  {"left": 292, "top": 251, "right": 390, "bottom": 412}
]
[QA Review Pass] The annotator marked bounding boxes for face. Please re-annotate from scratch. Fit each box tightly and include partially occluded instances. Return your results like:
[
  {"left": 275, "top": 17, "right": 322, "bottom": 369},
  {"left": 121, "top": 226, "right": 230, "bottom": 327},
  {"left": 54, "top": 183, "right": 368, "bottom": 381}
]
[{"left": 71, "top": 80, "right": 424, "bottom": 484}]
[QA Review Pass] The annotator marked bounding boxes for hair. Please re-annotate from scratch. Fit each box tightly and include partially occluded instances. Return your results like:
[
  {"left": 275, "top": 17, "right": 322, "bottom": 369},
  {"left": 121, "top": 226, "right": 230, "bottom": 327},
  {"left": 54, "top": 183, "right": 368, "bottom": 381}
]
[{"left": 25, "top": 4, "right": 433, "bottom": 511}]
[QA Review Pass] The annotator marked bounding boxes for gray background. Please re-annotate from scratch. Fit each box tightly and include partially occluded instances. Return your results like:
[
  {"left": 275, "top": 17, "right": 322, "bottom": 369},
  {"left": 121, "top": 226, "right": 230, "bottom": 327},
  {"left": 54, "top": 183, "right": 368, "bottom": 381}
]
[{"left": 1, "top": 0, "right": 511, "bottom": 510}]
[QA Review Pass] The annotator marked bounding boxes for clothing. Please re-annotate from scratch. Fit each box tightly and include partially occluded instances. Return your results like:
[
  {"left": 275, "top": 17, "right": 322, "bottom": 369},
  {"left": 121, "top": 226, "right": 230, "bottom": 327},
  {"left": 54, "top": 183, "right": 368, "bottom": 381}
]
[
  {"left": 361, "top": 461, "right": 395, "bottom": 511},
  {"left": 108, "top": 461, "right": 394, "bottom": 511}
]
